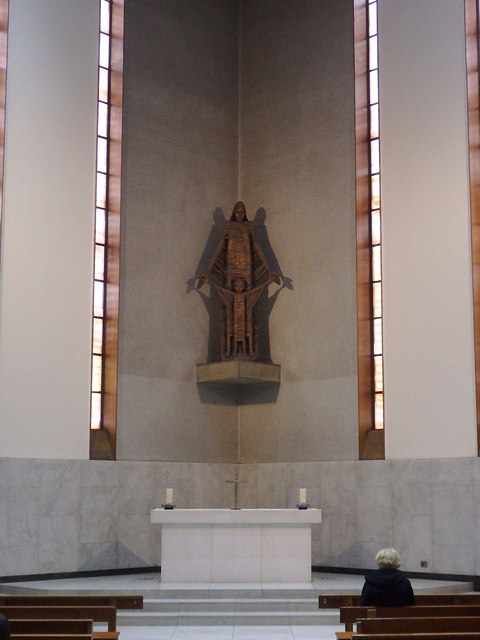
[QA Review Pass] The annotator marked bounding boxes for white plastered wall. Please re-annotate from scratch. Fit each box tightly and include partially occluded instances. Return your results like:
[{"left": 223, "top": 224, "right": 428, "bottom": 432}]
[
  {"left": 0, "top": 0, "right": 98, "bottom": 458},
  {"left": 379, "top": 0, "right": 477, "bottom": 458}
]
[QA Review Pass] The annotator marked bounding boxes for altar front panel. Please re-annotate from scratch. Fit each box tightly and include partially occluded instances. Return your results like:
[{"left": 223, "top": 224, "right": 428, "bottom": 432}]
[
  {"left": 153, "top": 509, "right": 321, "bottom": 583},
  {"left": 211, "top": 525, "right": 260, "bottom": 582}
]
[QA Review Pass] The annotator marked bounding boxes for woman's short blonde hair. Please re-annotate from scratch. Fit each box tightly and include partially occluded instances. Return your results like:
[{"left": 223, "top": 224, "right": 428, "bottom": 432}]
[{"left": 375, "top": 547, "right": 401, "bottom": 568}]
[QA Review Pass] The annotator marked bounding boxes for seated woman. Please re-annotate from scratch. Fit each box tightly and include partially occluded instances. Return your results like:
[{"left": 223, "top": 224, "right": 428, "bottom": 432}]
[{"left": 360, "top": 547, "right": 415, "bottom": 606}]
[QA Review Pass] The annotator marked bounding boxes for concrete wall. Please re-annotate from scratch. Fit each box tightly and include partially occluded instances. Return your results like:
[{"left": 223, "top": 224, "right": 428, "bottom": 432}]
[
  {"left": 0, "top": 0, "right": 98, "bottom": 459},
  {"left": 116, "top": 0, "right": 240, "bottom": 461},
  {"left": 379, "top": 0, "right": 477, "bottom": 458},
  {"left": 238, "top": 0, "right": 358, "bottom": 461}
]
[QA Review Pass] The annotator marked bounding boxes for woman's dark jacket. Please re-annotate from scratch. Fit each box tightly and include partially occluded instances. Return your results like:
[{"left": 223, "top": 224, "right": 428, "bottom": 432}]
[{"left": 360, "top": 567, "right": 415, "bottom": 606}]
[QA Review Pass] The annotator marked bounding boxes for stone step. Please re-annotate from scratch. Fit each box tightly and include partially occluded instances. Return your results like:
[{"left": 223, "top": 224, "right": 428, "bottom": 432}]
[
  {"left": 142, "top": 597, "right": 323, "bottom": 613},
  {"left": 137, "top": 586, "right": 321, "bottom": 599},
  {"left": 118, "top": 609, "right": 339, "bottom": 626}
]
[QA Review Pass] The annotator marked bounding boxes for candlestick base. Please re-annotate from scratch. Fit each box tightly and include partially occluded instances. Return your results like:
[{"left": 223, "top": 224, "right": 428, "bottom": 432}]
[
  {"left": 162, "top": 503, "right": 176, "bottom": 510},
  {"left": 296, "top": 503, "right": 310, "bottom": 510}
]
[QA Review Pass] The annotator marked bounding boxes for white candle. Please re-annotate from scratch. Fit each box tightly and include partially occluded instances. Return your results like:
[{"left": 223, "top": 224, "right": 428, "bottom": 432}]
[
  {"left": 166, "top": 488, "right": 173, "bottom": 504},
  {"left": 299, "top": 488, "right": 306, "bottom": 503}
]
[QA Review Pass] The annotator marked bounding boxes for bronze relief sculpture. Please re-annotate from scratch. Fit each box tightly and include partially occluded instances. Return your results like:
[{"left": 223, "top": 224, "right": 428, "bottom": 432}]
[{"left": 197, "top": 202, "right": 280, "bottom": 361}]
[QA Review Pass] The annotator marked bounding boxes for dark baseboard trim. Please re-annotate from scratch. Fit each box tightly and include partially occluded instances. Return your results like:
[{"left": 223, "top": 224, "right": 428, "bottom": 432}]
[
  {"left": 0, "top": 565, "right": 476, "bottom": 587},
  {"left": 0, "top": 566, "right": 162, "bottom": 583}
]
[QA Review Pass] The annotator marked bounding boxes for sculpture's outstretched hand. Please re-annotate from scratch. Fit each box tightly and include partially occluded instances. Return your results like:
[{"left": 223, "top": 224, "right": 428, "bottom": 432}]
[{"left": 196, "top": 274, "right": 209, "bottom": 289}]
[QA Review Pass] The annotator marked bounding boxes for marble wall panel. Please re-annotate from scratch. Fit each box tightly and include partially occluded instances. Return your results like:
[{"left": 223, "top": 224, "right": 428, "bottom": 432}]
[
  {"left": 39, "top": 460, "right": 82, "bottom": 517},
  {"left": 355, "top": 486, "right": 393, "bottom": 546},
  {"left": 39, "top": 515, "right": 81, "bottom": 573},
  {"left": 0, "top": 544, "right": 38, "bottom": 576},
  {"left": 0, "top": 497, "right": 7, "bottom": 547},
  {"left": 0, "top": 457, "right": 44, "bottom": 487},
  {"left": 393, "top": 514, "right": 432, "bottom": 573},
  {"left": 472, "top": 459, "right": 480, "bottom": 574},
  {"left": 320, "top": 461, "right": 355, "bottom": 513},
  {"left": 80, "top": 483, "right": 119, "bottom": 544},
  {"left": 392, "top": 459, "right": 431, "bottom": 516},
  {"left": 119, "top": 461, "right": 156, "bottom": 514},
  {"left": 2, "top": 457, "right": 480, "bottom": 578},
  {"left": 433, "top": 543, "right": 476, "bottom": 575},
  {"left": 355, "top": 459, "right": 393, "bottom": 488},
  {"left": 188, "top": 462, "right": 237, "bottom": 509},
  {"left": 118, "top": 514, "right": 155, "bottom": 567},
  {"left": 237, "top": 464, "right": 257, "bottom": 509},
  {"left": 316, "top": 511, "right": 356, "bottom": 567},
  {"left": 430, "top": 457, "right": 474, "bottom": 487},
  {"left": 254, "top": 463, "right": 291, "bottom": 508},
  {"left": 5, "top": 486, "right": 40, "bottom": 547},
  {"left": 355, "top": 541, "right": 386, "bottom": 570},
  {"left": 431, "top": 483, "right": 474, "bottom": 554},
  {"left": 79, "top": 542, "right": 118, "bottom": 572}
]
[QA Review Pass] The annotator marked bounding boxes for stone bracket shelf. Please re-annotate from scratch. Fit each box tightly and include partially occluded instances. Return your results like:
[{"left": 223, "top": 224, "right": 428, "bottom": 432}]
[{"left": 196, "top": 361, "right": 281, "bottom": 386}]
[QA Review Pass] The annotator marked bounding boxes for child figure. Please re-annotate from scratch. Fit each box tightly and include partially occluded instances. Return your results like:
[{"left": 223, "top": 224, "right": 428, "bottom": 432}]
[{"left": 213, "top": 277, "right": 272, "bottom": 359}]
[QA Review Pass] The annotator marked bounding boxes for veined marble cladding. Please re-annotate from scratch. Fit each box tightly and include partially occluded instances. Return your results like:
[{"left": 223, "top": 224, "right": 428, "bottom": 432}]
[{"left": 1, "top": 457, "right": 480, "bottom": 578}]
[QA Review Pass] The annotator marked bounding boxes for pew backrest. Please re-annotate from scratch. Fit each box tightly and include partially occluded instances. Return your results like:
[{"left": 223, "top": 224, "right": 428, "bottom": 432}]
[
  {"left": 0, "top": 594, "right": 142, "bottom": 609},
  {"left": 0, "top": 605, "right": 116, "bottom": 631},
  {"left": 10, "top": 635, "right": 93, "bottom": 640},
  {"left": 319, "top": 592, "right": 480, "bottom": 609},
  {"left": 9, "top": 619, "right": 93, "bottom": 634},
  {"left": 341, "top": 604, "right": 480, "bottom": 628},
  {"left": 357, "top": 615, "right": 480, "bottom": 634}
]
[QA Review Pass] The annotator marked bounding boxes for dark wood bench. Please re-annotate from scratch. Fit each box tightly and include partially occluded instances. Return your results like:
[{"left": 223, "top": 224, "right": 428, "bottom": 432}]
[
  {"left": 11, "top": 636, "right": 93, "bottom": 640},
  {"left": 319, "top": 593, "right": 480, "bottom": 608},
  {"left": 0, "top": 594, "right": 142, "bottom": 639},
  {"left": 0, "top": 606, "right": 116, "bottom": 631},
  {"left": 340, "top": 605, "right": 480, "bottom": 631},
  {"left": 9, "top": 619, "right": 93, "bottom": 634},
  {"left": 0, "top": 594, "right": 143, "bottom": 609},
  {"left": 357, "top": 616, "right": 480, "bottom": 634}
]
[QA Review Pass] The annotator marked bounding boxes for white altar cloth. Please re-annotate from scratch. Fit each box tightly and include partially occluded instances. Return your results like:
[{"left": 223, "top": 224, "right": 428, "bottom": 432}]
[{"left": 150, "top": 508, "right": 322, "bottom": 583}]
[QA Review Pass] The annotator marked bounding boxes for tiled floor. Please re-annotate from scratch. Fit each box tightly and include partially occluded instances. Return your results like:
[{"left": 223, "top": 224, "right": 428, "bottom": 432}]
[
  {"left": 118, "top": 624, "right": 343, "bottom": 639},
  {"left": 0, "top": 571, "right": 472, "bottom": 640}
]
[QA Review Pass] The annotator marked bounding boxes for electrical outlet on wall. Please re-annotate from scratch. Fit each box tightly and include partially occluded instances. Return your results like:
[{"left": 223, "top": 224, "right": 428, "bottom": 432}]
[{"left": 420, "top": 560, "right": 428, "bottom": 568}]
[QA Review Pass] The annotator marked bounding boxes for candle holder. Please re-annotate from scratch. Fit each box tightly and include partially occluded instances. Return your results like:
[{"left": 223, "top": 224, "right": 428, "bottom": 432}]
[
  {"left": 296, "top": 502, "right": 310, "bottom": 510},
  {"left": 162, "top": 503, "right": 176, "bottom": 510}
]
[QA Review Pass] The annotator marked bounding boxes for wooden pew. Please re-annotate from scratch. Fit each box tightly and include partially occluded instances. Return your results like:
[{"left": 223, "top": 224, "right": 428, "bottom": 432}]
[
  {"left": 0, "top": 606, "right": 116, "bottom": 631},
  {"left": 357, "top": 615, "right": 480, "bottom": 634},
  {"left": 9, "top": 619, "right": 93, "bottom": 634},
  {"left": 0, "top": 592, "right": 142, "bottom": 639},
  {"left": 340, "top": 605, "right": 480, "bottom": 631},
  {"left": 319, "top": 593, "right": 480, "bottom": 608},
  {"left": 0, "top": 594, "right": 143, "bottom": 610},
  {"left": 11, "top": 636, "right": 93, "bottom": 640}
]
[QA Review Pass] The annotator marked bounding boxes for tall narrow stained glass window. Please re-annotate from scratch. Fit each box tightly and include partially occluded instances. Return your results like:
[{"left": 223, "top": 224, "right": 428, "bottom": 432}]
[
  {"left": 91, "top": 0, "right": 111, "bottom": 431},
  {"left": 465, "top": 0, "right": 480, "bottom": 455},
  {"left": 90, "top": 0, "right": 123, "bottom": 457},
  {"left": 355, "top": 0, "right": 385, "bottom": 458},
  {"left": 368, "top": 0, "right": 384, "bottom": 430},
  {"left": 0, "top": 0, "right": 7, "bottom": 241}
]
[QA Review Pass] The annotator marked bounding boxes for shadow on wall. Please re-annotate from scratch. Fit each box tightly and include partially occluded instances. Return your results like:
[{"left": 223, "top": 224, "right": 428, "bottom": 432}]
[{"left": 79, "top": 542, "right": 150, "bottom": 572}]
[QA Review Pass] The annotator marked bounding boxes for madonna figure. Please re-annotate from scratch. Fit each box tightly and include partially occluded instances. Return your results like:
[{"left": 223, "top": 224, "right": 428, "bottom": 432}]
[{"left": 197, "top": 202, "right": 279, "bottom": 360}]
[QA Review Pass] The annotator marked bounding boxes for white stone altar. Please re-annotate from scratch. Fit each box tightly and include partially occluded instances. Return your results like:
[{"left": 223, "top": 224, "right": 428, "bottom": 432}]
[{"left": 150, "top": 508, "right": 322, "bottom": 583}]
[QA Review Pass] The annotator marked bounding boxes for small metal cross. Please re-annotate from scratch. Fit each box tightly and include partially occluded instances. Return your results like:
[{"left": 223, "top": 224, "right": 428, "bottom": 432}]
[{"left": 225, "top": 477, "right": 246, "bottom": 510}]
